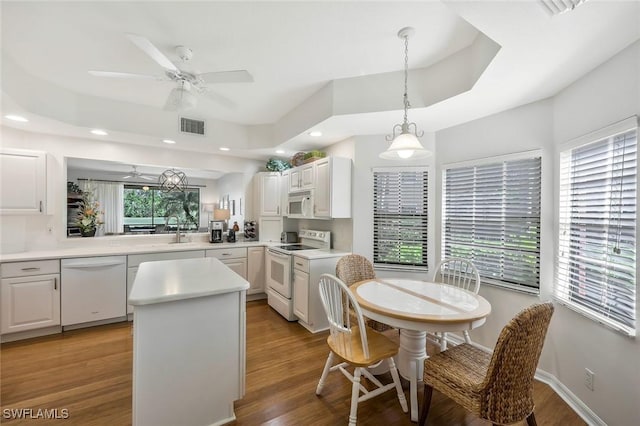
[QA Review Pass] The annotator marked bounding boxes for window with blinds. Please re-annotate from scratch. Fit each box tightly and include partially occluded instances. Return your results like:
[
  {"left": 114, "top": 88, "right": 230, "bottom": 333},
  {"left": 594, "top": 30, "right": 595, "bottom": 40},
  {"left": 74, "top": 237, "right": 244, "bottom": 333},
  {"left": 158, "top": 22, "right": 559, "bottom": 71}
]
[
  {"left": 442, "top": 155, "right": 541, "bottom": 290},
  {"left": 373, "top": 167, "right": 428, "bottom": 270},
  {"left": 556, "top": 124, "right": 637, "bottom": 336}
]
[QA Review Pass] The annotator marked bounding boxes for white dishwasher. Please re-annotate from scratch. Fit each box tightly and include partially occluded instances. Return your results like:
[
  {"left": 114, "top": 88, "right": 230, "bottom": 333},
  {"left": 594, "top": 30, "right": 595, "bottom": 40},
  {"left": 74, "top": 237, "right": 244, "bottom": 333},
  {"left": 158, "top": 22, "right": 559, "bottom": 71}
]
[{"left": 61, "top": 256, "right": 127, "bottom": 326}]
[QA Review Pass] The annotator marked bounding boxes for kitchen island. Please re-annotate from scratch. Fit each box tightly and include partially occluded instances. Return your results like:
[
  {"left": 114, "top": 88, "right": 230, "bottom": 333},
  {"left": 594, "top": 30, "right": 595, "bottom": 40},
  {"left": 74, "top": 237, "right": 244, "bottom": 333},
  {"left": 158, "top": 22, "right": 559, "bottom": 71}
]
[{"left": 129, "top": 257, "right": 249, "bottom": 426}]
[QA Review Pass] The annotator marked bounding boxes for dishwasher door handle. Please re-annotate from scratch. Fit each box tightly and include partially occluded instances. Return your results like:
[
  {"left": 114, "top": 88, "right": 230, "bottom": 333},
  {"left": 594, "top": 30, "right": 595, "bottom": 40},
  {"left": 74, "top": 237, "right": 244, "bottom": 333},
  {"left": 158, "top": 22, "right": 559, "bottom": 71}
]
[{"left": 63, "top": 260, "right": 125, "bottom": 269}]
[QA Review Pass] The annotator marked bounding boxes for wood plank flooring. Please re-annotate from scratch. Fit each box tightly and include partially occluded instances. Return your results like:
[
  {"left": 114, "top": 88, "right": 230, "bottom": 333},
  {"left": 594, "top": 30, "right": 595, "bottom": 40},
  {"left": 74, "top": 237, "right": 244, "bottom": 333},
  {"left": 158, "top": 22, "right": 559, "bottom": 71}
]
[{"left": 1, "top": 300, "right": 586, "bottom": 425}]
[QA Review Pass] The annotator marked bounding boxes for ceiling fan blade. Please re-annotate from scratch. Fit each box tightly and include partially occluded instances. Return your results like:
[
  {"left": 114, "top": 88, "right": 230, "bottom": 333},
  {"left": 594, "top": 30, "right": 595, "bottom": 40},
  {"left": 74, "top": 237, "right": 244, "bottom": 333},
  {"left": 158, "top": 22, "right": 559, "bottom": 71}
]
[
  {"left": 202, "top": 89, "right": 236, "bottom": 109},
  {"left": 200, "top": 70, "right": 253, "bottom": 84},
  {"left": 122, "top": 175, "right": 133, "bottom": 179},
  {"left": 126, "top": 33, "right": 179, "bottom": 72},
  {"left": 89, "top": 70, "right": 165, "bottom": 80},
  {"left": 140, "top": 175, "right": 155, "bottom": 181}
]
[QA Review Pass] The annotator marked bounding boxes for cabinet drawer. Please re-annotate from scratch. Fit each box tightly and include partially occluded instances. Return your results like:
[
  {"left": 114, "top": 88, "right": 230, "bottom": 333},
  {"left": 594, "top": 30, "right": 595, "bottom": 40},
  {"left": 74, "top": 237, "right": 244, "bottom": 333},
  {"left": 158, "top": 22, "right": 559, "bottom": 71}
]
[
  {"left": 293, "top": 256, "right": 309, "bottom": 273},
  {"left": 128, "top": 250, "right": 204, "bottom": 268},
  {"left": 1, "top": 260, "right": 60, "bottom": 278},
  {"left": 206, "top": 247, "right": 247, "bottom": 260}
]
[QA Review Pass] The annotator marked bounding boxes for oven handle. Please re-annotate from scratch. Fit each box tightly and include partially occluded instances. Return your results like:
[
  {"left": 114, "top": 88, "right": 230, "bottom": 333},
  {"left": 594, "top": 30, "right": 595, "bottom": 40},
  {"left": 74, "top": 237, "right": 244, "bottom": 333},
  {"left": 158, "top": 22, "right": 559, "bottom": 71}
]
[{"left": 267, "top": 249, "right": 291, "bottom": 260}]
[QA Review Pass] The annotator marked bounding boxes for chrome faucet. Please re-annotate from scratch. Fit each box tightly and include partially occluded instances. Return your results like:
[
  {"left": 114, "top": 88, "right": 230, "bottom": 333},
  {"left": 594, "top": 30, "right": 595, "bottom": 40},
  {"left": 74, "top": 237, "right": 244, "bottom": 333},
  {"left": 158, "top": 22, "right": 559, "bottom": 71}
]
[{"left": 168, "top": 215, "right": 181, "bottom": 243}]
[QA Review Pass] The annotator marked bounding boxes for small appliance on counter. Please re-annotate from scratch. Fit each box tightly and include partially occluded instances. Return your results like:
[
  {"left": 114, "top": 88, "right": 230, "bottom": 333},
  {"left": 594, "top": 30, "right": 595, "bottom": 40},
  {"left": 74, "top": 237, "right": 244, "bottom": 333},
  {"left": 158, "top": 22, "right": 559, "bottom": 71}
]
[
  {"left": 244, "top": 221, "right": 258, "bottom": 241},
  {"left": 281, "top": 231, "right": 298, "bottom": 244},
  {"left": 227, "top": 229, "right": 236, "bottom": 243},
  {"left": 209, "top": 220, "right": 224, "bottom": 243}
]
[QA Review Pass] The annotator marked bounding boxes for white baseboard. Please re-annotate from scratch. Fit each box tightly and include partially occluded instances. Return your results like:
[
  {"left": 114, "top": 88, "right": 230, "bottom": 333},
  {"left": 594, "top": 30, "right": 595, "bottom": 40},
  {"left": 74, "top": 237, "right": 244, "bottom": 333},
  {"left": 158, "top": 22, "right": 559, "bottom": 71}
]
[{"left": 443, "top": 334, "right": 606, "bottom": 426}]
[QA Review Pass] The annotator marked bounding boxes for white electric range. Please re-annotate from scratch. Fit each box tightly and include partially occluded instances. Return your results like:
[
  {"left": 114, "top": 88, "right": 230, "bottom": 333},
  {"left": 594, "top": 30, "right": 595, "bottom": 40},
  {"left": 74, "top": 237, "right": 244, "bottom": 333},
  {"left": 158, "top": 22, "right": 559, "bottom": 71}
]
[{"left": 265, "top": 230, "right": 332, "bottom": 321}]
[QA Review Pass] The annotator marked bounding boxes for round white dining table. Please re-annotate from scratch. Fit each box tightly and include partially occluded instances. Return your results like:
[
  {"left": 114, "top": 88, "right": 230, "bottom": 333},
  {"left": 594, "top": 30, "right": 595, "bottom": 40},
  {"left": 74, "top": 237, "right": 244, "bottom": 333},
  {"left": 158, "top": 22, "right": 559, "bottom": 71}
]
[{"left": 351, "top": 278, "right": 492, "bottom": 422}]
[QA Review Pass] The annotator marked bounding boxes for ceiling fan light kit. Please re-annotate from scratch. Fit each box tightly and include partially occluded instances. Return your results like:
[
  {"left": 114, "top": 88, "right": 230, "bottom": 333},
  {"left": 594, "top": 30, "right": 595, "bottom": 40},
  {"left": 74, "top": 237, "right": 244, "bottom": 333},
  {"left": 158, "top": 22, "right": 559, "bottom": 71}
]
[{"left": 380, "top": 26, "right": 431, "bottom": 160}]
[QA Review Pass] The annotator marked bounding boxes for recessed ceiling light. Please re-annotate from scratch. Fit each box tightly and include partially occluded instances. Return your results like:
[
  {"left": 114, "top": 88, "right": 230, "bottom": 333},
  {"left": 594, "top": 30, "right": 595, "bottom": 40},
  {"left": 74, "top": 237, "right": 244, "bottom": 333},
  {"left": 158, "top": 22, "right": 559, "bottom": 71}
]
[
  {"left": 162, "top": 139, "right": 176, "bottom": 144},
  {"left": 90, "top": 129, "right": 108, "bottom": 136},
  {"left": 4, "top": 114, "right": 28, "bottom": 122},
  {"left": 309, "top": 131, "right": 322, "bottom": 137},
  {"left": 219, "top": 147, "right": 230, "bottom": 151},
  {"left": 276, "top": 150, "right": 285, "bottom": 154}
]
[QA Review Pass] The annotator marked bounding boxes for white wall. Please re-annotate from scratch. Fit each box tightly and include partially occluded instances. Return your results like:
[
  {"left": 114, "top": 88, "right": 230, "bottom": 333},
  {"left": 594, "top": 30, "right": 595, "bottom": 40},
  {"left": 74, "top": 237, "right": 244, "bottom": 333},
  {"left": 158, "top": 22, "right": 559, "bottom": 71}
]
[
  {"left": 433, "top": 40, "right": 640, "bottom": 426},
  {"left": 0, "top": 127, "right": 262, "bottom": 253}
]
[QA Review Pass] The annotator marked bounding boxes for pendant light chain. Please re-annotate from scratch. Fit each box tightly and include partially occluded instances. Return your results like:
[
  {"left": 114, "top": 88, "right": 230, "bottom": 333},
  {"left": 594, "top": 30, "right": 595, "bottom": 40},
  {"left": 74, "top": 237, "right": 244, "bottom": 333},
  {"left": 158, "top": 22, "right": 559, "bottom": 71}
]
[{"left": 403, "top": 33, "right": 410, "bottom": 124}]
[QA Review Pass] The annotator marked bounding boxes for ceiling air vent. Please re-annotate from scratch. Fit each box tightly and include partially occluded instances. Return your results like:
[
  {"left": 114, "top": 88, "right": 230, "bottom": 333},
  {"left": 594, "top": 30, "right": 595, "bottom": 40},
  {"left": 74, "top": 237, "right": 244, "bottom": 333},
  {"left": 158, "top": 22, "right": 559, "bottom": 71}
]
[
  {"left": 539, "top": 0, "right": 589, "bottom": 16},
  {"left": 180, "top": 117, "right": 205, "bottom": 136}
]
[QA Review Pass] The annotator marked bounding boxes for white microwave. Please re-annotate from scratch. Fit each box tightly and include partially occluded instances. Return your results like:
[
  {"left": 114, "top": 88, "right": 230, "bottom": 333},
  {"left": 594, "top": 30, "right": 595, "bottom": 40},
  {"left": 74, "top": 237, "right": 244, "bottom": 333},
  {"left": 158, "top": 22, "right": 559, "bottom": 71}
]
[{"left": 287, "top": 191, "right": 313, "bottom": 218}]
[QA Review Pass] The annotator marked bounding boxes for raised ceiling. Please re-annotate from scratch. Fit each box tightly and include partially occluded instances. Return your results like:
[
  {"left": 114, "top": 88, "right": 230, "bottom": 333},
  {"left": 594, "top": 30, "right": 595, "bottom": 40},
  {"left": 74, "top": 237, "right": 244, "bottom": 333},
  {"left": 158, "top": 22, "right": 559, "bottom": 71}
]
[{"left": 2, "top": 1, "right": 639, "bottom": 160}]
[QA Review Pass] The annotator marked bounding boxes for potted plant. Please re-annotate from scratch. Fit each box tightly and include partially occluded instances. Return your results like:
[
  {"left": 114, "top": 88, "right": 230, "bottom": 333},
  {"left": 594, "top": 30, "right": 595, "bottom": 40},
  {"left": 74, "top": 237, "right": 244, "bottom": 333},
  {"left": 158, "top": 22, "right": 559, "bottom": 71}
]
[{"left": 75, "top": 190, "right": 104, "bottom": 237}]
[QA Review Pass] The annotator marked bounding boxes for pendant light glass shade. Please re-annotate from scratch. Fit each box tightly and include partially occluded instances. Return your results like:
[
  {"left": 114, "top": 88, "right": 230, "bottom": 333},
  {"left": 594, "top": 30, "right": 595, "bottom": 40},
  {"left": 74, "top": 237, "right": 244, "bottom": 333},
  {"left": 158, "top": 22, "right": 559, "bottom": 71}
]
[{"left": 380, "top": 27, "right": 431, "bottom": 160}]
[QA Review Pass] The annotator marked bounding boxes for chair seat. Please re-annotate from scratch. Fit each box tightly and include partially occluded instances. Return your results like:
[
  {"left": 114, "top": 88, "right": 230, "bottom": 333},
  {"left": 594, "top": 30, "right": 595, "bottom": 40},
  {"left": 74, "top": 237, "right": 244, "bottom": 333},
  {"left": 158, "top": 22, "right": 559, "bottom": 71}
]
[
  {"left": 423, "top": 343, "right": 491, "bottom": 414},
  {"left": 328, "top": 326, "right": 399, "bottom": 367}
]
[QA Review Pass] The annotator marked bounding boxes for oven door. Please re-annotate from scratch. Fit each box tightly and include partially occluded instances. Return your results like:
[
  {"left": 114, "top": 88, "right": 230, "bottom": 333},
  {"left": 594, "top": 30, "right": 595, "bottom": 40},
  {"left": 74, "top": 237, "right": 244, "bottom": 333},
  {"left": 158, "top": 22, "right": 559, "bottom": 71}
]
[{"left": 266, "top": 248, "right": 292, "bottom": 298}]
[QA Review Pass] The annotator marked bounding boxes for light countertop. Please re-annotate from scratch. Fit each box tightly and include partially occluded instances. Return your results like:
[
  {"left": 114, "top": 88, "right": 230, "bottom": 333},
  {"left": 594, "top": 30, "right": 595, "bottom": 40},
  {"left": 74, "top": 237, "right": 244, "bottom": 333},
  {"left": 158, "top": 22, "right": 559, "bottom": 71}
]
[
  {"left": 0, "top": 240, "right": 268, "bottom": 263},
  {"left": 129, "top": 257, "right": 250, "bottom": 306}
]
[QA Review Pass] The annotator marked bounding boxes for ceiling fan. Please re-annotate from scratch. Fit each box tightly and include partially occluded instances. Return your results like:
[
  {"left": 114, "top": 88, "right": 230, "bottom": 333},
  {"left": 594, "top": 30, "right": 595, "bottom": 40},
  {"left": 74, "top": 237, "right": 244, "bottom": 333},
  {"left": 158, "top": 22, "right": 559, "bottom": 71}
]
[
  {"left": 121, "top": 166, "right": 154, "bottom": 181},
  {"left": 88, "top": 33, "right": 253, "bottom": 111}
]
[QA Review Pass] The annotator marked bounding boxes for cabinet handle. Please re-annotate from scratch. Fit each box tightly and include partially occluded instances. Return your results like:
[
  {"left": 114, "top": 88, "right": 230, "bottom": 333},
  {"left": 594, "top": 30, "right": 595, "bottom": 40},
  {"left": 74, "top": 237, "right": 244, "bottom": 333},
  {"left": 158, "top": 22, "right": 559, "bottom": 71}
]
[
  {"left": 39, "top": 201, "right": 43, "bottom": 213},
  {"left": 54, "top": 277, "right": 57, "bottom": 290},
  {"left": 295, "top": 262, "right": 304, "bottom": 267},
  {"left": 277, "top": 206, "right": 280, "bottom": 215},
  {"left": 222, "top": 253, "right": 231, "bottom": 256},
  {"left": 21, "top": 267, "right": 41, "bottom": 271}
]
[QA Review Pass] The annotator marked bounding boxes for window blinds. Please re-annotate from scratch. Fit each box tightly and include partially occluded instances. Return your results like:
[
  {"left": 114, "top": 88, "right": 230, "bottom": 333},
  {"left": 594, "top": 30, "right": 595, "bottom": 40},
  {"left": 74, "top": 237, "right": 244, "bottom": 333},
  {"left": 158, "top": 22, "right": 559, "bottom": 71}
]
[
  {"left": 443, "top": 156, "right": 541, "bottom": 290},
  {"left": 557, "top": 128, "right": 637, "bottom": 336},
  {"left": 373, "top": 168, "right": 428, "bottom": 269}
]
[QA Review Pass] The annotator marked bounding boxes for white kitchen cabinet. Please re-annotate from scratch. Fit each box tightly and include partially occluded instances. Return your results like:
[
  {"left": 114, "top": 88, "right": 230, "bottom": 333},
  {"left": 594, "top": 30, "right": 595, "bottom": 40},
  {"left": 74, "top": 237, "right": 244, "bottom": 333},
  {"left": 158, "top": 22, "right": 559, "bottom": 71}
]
[
  {"left": 289, "top": 163, "right": 314, "bottom": 192},
  {"left": 292, "top": 254, "right": 345, "bottom": 333},
  {"left": 61, "top": 256, "right": 127, "bottom": 326},
  {"left": 247, "top": 246, "right": 265, "bottom": 295},
  {"left": 206, "top": 247, "right": 247, "bottom": 280},
  {"left": 257, "top": 172, "right": 282, "bottom": 216},
  {"left": 0, "top": 260, "right": 60, "bottom": 335},
  {"left": 313, "top": 157, "right": 352, "bottom": 219},
  {"left": 127, "top": 250, "right": 204, "bottom": 316},
  {"left": 0, "top": 148, "right": 47, "bottom": 215},
  {"left": 292, "top": 267, "right": 309, "bottom": 323}
]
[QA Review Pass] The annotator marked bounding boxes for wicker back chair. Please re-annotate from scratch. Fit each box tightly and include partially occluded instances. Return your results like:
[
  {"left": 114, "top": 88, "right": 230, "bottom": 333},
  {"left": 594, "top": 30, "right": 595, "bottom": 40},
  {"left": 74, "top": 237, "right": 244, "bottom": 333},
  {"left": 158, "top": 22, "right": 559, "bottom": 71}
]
[
  {"left": 419, "top": 302, "right": 554, "bottom": 426},
  {"left": 315, "top": 274, "right": 408, "bottom": 425},
  {"left": 335, "top": 254, "right": 393, "bottom": 333}
]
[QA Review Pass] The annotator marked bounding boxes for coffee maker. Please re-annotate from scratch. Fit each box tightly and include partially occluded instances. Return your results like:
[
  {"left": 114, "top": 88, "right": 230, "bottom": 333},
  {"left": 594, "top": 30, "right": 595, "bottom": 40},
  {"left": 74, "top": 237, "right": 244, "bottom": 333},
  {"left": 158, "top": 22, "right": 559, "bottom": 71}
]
[{"left": 208, "top": 221, "right": 224, "bottom": 243}]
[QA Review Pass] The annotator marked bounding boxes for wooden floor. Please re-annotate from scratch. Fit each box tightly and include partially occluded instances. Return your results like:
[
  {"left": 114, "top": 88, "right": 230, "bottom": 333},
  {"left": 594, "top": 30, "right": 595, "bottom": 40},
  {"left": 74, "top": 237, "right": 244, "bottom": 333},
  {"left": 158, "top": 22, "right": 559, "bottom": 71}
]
[{"left": 1, "top": 300, "right": 586, "bottom": 425}]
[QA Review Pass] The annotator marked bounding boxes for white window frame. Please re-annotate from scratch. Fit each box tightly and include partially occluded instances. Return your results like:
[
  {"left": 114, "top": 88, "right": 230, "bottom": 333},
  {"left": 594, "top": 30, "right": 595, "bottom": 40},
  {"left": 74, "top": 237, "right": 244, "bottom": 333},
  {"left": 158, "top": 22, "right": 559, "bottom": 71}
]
[
  {"left": 441, "top": 150, "right": 542, "bottom": 294},
  {"left": 555, "top": 116, "right": 637, "bottom": 337},
  {"left": 372, "top": 166, "right": 429, "bottom": 272}
]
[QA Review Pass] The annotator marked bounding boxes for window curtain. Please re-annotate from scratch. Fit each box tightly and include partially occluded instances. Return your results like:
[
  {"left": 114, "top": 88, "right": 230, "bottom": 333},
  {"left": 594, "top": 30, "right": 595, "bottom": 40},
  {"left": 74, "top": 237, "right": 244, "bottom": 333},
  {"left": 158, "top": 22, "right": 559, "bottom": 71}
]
[{"left": 82, "top": 181, "right": 124, "bottom": 235}]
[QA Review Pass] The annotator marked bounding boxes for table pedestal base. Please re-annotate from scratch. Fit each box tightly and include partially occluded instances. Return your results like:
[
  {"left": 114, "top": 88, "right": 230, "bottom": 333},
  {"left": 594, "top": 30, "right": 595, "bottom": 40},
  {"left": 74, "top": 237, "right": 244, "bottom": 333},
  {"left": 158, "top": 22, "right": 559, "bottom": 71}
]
[{"left": 397, "top": 329, "right": 427, "bottom": 422}]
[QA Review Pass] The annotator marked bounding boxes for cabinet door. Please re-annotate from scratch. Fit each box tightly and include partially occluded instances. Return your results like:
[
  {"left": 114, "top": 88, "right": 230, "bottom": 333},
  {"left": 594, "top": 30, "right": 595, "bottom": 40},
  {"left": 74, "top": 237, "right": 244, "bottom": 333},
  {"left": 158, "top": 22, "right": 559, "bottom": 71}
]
[
  {"left": 293, "top": 269, "right": 309, "bottom": 323},
  {"left": 221, "top": 258, "right": 248, "bottom": 280},
  {"left": 260, "top": 173, "right": 281, "bottom": 216},
  {"left": 314, "top": 158, "right": 331, "bottom": 218},
  {"left": 0, "top": 149, "right": 46, "bottom": 215},
  {"left": 1, "top": 274, "right": 60, "bottom": 334},
  {"left": 126, "top": 267, "right": 138, "bottom": 315},
  {"left": 289, "top": 169, "right": 301, "bottom": 192},
  {"left": 247, "top": 247, "right": 265, "bottom": 294},
  {"left": 300, "top": 164, "right": 315, "bottom": 190}
]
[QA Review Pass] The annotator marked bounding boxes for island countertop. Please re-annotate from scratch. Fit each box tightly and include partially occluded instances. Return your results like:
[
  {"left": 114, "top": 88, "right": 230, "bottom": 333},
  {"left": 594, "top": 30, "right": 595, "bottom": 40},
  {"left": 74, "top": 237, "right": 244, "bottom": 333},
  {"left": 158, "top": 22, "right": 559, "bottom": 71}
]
[{"left": 129, "top": 257, "right": 250, "bottom": 306}]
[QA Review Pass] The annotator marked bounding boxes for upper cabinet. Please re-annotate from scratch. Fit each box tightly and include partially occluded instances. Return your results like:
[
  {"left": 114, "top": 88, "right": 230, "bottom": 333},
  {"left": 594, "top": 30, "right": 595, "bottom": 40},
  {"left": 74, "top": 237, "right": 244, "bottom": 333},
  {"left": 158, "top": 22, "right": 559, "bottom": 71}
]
[
  {"left": 313, "top": 157, "right": 351, "bottom": 219},
  {"left": 0, "top": 149, "right": 47, "bottom": 215},
  {"left": 256, "top": 172, "right": 282, "bottom": 216},
  {"left": 289, "top": 163, "right": 314, "bottom": 192}
]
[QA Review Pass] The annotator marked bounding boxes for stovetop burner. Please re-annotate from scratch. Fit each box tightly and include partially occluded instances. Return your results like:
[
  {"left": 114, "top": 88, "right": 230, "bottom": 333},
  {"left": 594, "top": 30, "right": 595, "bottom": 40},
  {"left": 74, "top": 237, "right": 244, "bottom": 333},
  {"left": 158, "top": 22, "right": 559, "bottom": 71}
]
[{"left": 274, "top": 244, "right": 317, "bottom": 251}]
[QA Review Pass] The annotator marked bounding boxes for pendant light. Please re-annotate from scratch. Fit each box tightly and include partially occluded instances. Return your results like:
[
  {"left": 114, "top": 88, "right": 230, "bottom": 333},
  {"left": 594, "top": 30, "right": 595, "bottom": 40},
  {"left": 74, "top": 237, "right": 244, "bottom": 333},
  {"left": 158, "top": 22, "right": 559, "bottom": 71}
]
[
  {"left": 380, "top": 27, "right": 431, "bottom": 160},
  {"left": 158, "top": 168, "right": 188, "bottom": 193}
]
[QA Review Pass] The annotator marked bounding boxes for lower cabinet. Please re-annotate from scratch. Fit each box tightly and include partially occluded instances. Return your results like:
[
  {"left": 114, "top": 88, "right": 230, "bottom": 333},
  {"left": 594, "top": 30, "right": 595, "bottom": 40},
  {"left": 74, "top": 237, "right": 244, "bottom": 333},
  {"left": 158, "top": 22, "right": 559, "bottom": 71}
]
[
  {"left": 206, "top": 247, "right": 248, "bottom": 280},
  {"left": 292, "top": 268, "right": 309, "bottom": 323},
  {"left": 1, "top": 260, "right": 60, "bottom": 335},
  {"left": 247, "top": 247, "right": 265, "bottom": 295},
  {"left": 127, "top": 250, "right": 205, "bottom": 316},
  {"left": 61, "top": 256, "right": 127, "bottom": 326}
]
